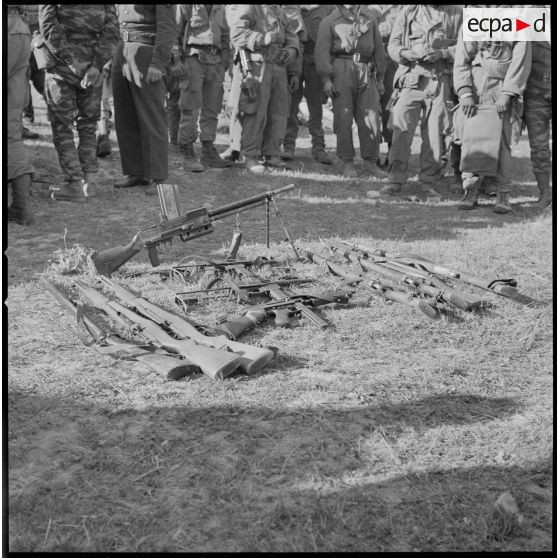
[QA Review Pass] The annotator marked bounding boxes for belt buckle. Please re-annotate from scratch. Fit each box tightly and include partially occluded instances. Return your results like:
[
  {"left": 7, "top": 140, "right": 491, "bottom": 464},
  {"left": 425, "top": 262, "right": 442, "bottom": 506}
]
[{"left": 353, "top": 52, "right": 361, "bottom": 63}]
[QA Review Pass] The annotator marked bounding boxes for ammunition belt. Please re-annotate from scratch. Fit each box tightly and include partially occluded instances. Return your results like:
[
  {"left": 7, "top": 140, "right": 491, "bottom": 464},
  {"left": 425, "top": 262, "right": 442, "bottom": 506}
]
[{"left": 120, "top": 30, "right": 156, "bottom": 45}]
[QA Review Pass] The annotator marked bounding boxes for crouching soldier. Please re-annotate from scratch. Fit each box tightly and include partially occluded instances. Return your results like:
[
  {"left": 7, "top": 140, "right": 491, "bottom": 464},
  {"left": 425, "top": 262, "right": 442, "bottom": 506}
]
[
  {"left": 454, "top": 37, "right": 531, "bottom": 214},
  {"left": 172, "top": 4, "right": 232, "bottom": 172},
  {"left": 315, "top": 5, "right": 387, "bottom": 179}
]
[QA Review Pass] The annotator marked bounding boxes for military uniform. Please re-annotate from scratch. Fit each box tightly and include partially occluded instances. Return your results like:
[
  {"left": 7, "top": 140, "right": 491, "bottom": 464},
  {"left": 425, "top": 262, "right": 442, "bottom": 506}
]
[
  {"left": 175, "top": 4, "right": 231, "bottom": 170},
  {"left": 22, "top": 5, "right": 45, "bottom": 123},
  {"left": 385, "top": 5, "right": 462, "bottom": 192},
  {"left": 40, "top": 4, "right": 119, "bottom": 200},
  {"left": 523, "top": 40, "right": 552, "bottom": 207},
  {"left": 453, "top": 37, "right": 531, "bottom": 213},
  {"left": 366, "top": 4, "right": 402, "bottom": 149},
  {"left": 226, "top": 4, "right": 299, "bottom": 170},
  {"left": 315, "top": 5, "right": 386, "bottom": 175},
  {"left": 282, "top": 4, "right": 334, "bottom": 163},
  {"left": 112, "top": 4, "right": 177, "bottom": 186},
  {"left": 7, "top": 6, "right": 34, "bottom": 224}
]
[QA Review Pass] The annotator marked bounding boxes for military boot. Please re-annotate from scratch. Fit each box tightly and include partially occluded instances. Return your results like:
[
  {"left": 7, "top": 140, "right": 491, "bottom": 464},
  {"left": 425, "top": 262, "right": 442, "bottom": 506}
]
[
  {"left": 457, "top": 184, "right": 479, "bottom": 210},
  {"left": 362, "top": 158, "right": 388, "bottom": 179},
  {"left": 96, "top": 134, "right": 111, "bottom": 157},
  {"left": 83, "top": 172, "right": 98, "bottom": 198},
  {"left": 534, "top": 172, "right": 552, "bottom": 209},
  {"left": 342, "top": 159, "right": 358, "bottom": 178},
  {"left": 200, "top": 141, "right": 232, "bottom": 168},
  {"left": 8, "top": 173, "right": 33, "bottom": 225},
  {"left": 51, "top": 178, "right": 87, "bottom": 203},
  {"left": 221, "top": 146, "right": 242, "bottom": 163},
  {"left": 493, "top": 191, "right": 511, "bottom": 214},
  {"left": 181, "top": 144, "right": 204, "bottom": 172}
]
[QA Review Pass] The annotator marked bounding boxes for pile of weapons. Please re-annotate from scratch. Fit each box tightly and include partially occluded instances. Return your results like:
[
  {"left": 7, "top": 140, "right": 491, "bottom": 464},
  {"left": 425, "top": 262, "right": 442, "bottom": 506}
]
[{"left": 43, "top": 237, "right": 521, "bottom": 382}]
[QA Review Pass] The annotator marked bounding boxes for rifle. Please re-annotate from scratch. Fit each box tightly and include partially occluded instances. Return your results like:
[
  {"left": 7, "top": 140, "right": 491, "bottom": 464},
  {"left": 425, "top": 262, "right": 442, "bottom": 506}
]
[
  {"left": 97, "top": 277, "right": 275, "bottom": 375},
  {"left": 75, "top": 281, "right": 243, "bottom": 380},
  {"left": 89, "top": 183, "right": 295, "bottom": 276},
  {"left": 42, "top": 278, "right": 198, "bottom": 380},
  {"left": 305, "top": 251, "right": 438, "bottom": 320},
  {"left": 328, "top": 239, "right": 518, "bottom": 299},
  {"left": 215, "top": 289, "right": 353, "bottom": 340},
  {"left": 328, "top": 240, "right": 484, "bottom": 312}
]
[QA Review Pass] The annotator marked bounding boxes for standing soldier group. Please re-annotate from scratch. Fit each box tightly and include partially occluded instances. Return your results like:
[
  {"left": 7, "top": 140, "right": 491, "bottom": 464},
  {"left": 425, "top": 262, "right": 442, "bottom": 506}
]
[{"left": 8, "top": 5, "right": 553, "bottom": 226}]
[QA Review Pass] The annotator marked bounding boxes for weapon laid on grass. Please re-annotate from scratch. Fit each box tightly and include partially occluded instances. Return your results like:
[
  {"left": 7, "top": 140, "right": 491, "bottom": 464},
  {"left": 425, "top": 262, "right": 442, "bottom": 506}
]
[
  {"left": 328, "top": 240, "right": 484, "bottom": 311},
  {"left": 215, "top": 290, "right": 353, "bottom": 340},
  {"left": 98, "top": 277, "right": 275, "bottom": 375},
  {"left": 328, "top": 239, "right": 518, "bottom": 299},
  {"left": 89, "top": 184, "right": 295, "bottom": 276},
  {"left": 42, "top": 278, "right": 197, "bottom": 380},
  {"left": 305, "top": 251, "right": 438, "bottom": 320},
  {"left": 75, "top": 281, "right": 243, "bottom": 380}
]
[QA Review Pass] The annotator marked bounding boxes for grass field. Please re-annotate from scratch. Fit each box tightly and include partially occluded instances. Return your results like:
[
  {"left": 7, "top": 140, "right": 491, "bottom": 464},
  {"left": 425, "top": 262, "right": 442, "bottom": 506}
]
[{"left": 5, "top": 88, "right": 554, "bottom": 552}]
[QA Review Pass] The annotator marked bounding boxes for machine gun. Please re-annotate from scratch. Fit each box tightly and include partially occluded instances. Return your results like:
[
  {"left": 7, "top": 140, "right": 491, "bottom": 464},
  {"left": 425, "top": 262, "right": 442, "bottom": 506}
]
[
  {"left": 97, "top": 277, "right": 276, "bottom": 375},
  {"left": 42, "top": 278, "right": 197, "bottom": 380},
  {"left": 305, "top": 251, "right": 438, "bottom": 320},
  {"left": 75, "top": 281, "right": 244, "bottom": 380},
  {"left": 89, "top": 183, "right": 294, "bottom": 276}
]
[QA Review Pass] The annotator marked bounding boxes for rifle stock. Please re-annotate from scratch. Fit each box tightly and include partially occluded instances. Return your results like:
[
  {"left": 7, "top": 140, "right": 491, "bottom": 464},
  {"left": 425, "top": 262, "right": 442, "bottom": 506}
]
[
  {"left": 75, "top": 281, "right": 243, "bottom": 380},
  {"left": 98, "top": 277, "right": 275, "bottom": 375},
  {"left": 42, "top": 278, "right": 198, "bottom": 380}
]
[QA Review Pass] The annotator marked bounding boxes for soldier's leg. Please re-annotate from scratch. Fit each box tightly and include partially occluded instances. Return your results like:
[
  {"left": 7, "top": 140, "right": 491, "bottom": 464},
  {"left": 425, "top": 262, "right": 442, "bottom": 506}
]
[
  {"left": 386, "top": 87, "right": 422, "bottom": 188},
  {"left": 261, "top": 64, "right": 289, "bottom": 159},
  {"left": 493, "top": 112, "right": 514, "bottom": 214},
  {"left": 44, "top": 73, "right": 83, "bottom": 182},
  {"left": 283, "top": 74, "right": 303, "bottom": 155},
  {"left": 304, "top": 60, "right": 328, "bottom": 158},
  {"left": 166, "top": 73, "right": 181, "bottom": 145},
  {"left": 239, "top": 61, "right": 272, "bottom": 160},
  {"left": 524, "top": 88, "right": 552, "bottom": 207},
  {"left": 96, "top": 74, "right": 113, "bottom": 157},
  {"left": 75, "top": 84, "right": 102, "bottom": 175},
  {"left": 177, "top": 56, "right": 204, "bottom": 149},
  {"left": 354, "top": 73, "right": 381, "bottom": 163},
  {"left": 331, "top": 59, "right": 356, "bottom": 162},
  {"left": 112, "top": 46, "right": 145, "bottom": 178},
  {"left": 380, "top": 58, "right": 397, "bottom": 147},
  {"left": 224, "top": 66, "right": 243, "bottom": 157},
  {"left": 457, "top": 172, "right": 480, "bottom": 210}
]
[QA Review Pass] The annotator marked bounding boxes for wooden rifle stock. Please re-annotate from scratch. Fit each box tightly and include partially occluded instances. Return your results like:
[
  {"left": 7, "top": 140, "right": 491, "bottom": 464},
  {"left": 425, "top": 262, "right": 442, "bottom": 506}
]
[{"left": 42, "top": 278, "right": 198, "bottom": 380}]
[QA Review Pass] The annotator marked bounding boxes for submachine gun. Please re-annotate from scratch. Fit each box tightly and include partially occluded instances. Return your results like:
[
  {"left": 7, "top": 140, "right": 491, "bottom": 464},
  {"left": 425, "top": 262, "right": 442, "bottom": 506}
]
[{"left": 89, "top": 184, "right": 295, "bottom": 276}]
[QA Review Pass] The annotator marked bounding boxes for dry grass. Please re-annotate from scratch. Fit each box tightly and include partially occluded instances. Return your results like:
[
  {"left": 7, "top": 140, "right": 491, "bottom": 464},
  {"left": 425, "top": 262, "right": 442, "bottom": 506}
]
[{"left": 6, "top": 87, "right": 553, "bottom": 552}]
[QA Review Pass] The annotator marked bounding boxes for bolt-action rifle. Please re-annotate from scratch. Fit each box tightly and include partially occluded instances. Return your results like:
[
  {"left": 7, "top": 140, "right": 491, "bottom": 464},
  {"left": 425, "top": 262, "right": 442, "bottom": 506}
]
[
  {"left": 305, "top": 251, "right": 438, "bottom": 320},
  {"left": 98, "top": 277, "right": 275, "bottom": 375},
  {"left": 89, "top": 184, "right": 294, "bottom": 276},
  {"left": 328, "top": 240, "right": 484, "bottom": 312},
  {"left": 75, "top": 281, "right": 244, "bottom": 380},
  {"left": 328, "top": 239, "right": 517, "bottom": 299},
  {"left": 42, "top": 278, "right": 197, "bottom": 380}
]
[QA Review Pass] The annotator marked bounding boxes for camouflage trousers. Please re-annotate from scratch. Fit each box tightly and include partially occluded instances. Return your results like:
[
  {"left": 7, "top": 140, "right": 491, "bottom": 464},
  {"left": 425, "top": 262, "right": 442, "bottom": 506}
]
[
  {"left": 524, "top": 87, "right": 552, "bottom": 175},
  {"left": 44, "top": 72, "right": 101, "bottom": 181}
]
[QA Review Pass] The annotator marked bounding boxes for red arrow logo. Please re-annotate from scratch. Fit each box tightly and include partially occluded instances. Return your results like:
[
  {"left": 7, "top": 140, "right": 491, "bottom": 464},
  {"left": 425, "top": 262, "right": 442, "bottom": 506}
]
[{"left": 516, "top": 18, "right": 530, "bottom": 31}]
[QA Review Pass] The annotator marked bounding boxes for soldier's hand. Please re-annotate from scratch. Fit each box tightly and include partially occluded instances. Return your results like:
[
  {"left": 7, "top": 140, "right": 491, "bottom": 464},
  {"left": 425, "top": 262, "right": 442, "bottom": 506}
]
[
  {"left": 68, "top": 60, "right": 89, "bottom": 77},
  {"left": 400, "top": 49, "right": 423, "bottom": 63},
  {"left": 262, "top": 31, "right": 280, "bottom": 46},
  {"left": 460, "top": 96, "right": 476, "bottom": 118},
  {"left": 288, "top": 75, "right": 300, "bottom": 93},
  {"left": 279, "top": 48, "right": 297, "bottom": 66},
  {"left": 170, "top": 62, "right": 187, "bottom": 80},
  {"left": 146, "top": 65, "right": 163, "bottom": 84},
  {"left": 323, "top": 78, "right": 338, "bottom": 99},
  {"left": 81, "top": 65, "right": 102, "bottom": 89},
  {"left": 421, "top": 48, "right": 444, "bottom": 63},
  {"left": 495, "top": 93, "right": 512, "bottom": 115}
]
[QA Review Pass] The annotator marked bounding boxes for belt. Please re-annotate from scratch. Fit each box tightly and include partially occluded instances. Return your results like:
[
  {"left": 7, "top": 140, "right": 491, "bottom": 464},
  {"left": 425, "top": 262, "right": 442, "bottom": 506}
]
[
  {"left": 185, "top": 44, "right": 221, "bottom": 56},
  {"left": 68, "top": 33, "right": 99, "bottom": 41},
  {"left": 334, "top": 53, "right": 373, "bottom": 64},
  {"left": 120, "top": 30, "right": 156, "bottom": 44}
]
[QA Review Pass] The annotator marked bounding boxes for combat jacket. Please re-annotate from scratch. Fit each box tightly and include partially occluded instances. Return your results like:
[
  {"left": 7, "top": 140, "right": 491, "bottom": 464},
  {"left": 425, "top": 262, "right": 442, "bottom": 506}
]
[
  {"left": 39, "top": 4, "right": 119, "bottom": 69},
  {"left": 226, "top": 4, "right": 300, "bottom": 64},
  {"left": 298, "top": 5, "right": 334, "bottom": 61},
  {"left": 314, "top": 6, "right": 386, "bottom": 83},
  {"left": 388, "top": 5, "right": 462, "bottom": 87},
  {"left": 282, "top": 5, "right": 306, "bottom": 76},
  {"left": 116, "top": 4, "right": 177, "bottom": 72},
  {"left": 453, "top": 39, "right": 532, "bottom": 104},
  {"left": 526, "top": 41, "right": 551, "bottom": 92},
  {"left": 176, "top": 4, "right": 229, "bottom": 65}
]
